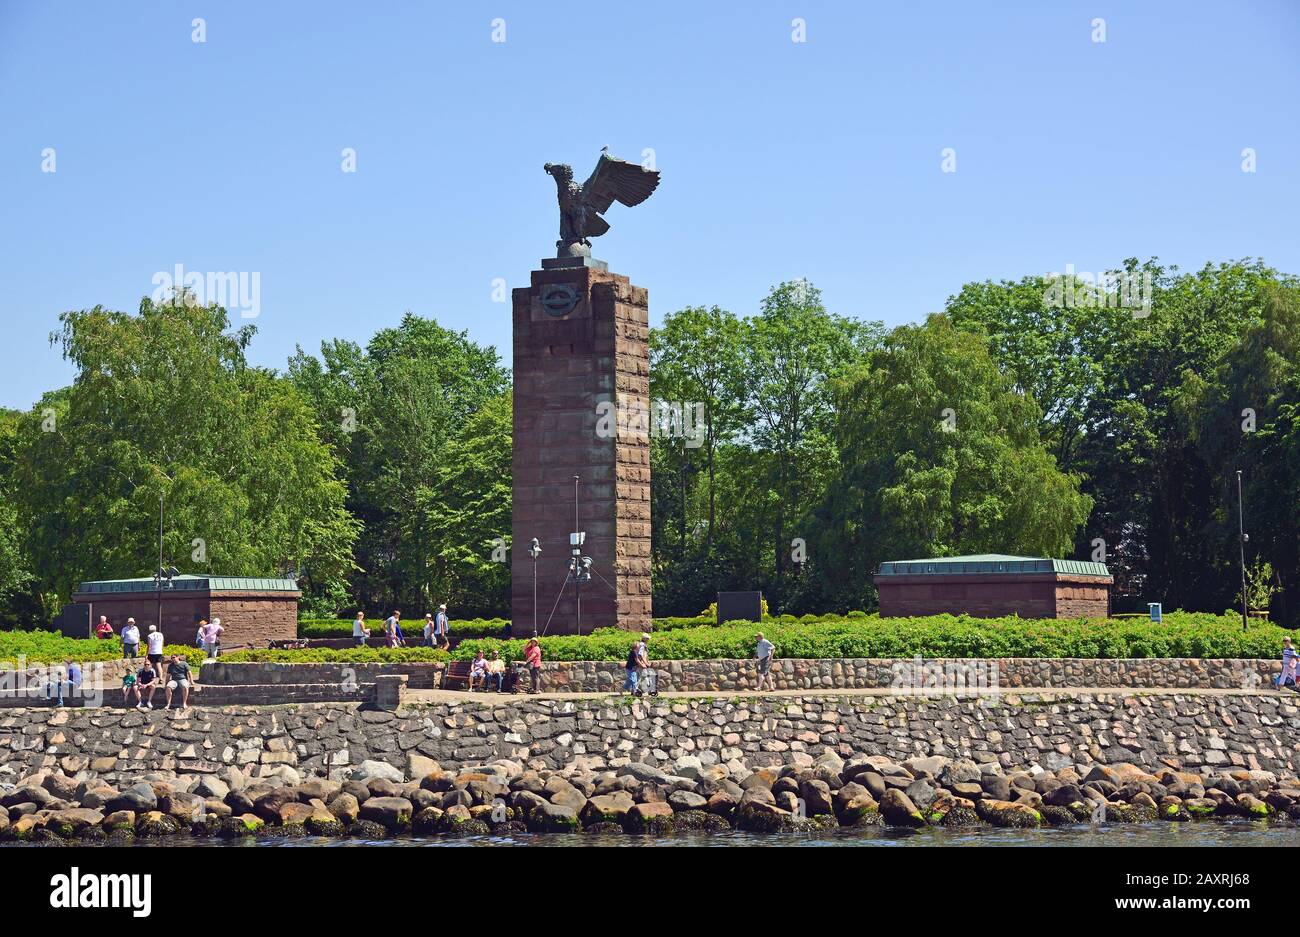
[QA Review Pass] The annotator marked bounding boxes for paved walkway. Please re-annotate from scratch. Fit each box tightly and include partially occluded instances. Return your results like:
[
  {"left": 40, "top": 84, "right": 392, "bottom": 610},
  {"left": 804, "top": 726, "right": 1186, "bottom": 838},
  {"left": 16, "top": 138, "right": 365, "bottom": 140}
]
[{"left": 403, "top": 685, "right": 1296, "bottom": 704}]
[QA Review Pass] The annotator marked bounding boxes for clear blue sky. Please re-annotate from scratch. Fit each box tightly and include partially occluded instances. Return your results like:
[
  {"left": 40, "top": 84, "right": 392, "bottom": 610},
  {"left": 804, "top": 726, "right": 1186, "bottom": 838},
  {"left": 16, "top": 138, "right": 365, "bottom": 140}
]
[{"left": 1, "top": 0, "right": 1296, "bottom": 410}]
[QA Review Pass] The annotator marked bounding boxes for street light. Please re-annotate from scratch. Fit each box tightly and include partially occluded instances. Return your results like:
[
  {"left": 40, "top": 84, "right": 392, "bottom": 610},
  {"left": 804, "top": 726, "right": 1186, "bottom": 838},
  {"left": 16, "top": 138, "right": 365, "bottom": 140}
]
[
  {"left": 528, "top": 538, "right": 541, "bottom": 636},
  {"left": 1236, "top": 469, "right": 1249, "bottom": 632}
]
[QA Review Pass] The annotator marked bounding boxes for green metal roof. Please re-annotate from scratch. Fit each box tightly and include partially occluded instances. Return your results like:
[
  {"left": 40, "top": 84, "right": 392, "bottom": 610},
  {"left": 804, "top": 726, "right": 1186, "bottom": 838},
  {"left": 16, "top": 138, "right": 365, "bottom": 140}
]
[
  {"left": 876, "top": 554, "right": 1110, "bottom": 577},
  {"left": 75, "top": 574, "right": 299, "bottom": 594}
]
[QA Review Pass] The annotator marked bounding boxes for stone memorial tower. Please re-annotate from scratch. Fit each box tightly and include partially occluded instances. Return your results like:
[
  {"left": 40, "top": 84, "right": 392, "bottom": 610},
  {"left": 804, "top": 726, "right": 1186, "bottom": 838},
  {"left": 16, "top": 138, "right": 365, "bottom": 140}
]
[{"left": 510, "top": 152, "right": 660, "bottom": 637}]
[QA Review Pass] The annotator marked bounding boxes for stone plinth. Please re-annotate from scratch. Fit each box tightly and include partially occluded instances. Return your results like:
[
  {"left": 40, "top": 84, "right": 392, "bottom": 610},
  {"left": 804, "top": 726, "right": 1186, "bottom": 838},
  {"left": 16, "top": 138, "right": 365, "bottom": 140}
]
[{"left": 511, "top": 263, "right": 652, "bottom": 635}]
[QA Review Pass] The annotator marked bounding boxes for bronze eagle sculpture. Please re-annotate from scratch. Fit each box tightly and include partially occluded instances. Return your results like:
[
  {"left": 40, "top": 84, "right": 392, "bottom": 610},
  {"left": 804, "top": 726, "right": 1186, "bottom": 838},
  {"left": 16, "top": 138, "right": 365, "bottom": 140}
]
[{"left": 544, "top": 153, "right": 661, "bottom": 258}]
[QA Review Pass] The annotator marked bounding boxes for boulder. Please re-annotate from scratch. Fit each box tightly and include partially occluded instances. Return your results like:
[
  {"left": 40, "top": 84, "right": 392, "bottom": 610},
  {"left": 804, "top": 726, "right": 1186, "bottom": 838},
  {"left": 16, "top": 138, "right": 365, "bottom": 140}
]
[
  {"left": 192, "top": 776, "right": 230, "bottom": 801},
  {"left": 353, "top": 760, "right": 403, "bottom": 784},
  {"left": 581, "top": 792, "right": 636, "bottom": 825},
  {"left": 327, "top": 793, "right": 361, "bottom": 825},
  {"left": 624, "top": 800, "right": 675, "bottom": 834},
  {"left": 106, "top": 783, "right": 157, "bottom": 814},
  {"left": 976, "top": 799, "right": 1041, "bottom": 828},
  {"left": 358, "top": 796, "right": 414, "bottom": 833},
  {"left": 252, "top": 788, "right": 298, "bottom": 824},
  {"left": 979, "top": 775, "right": 1011, "bottom": 802},
  {"left": 905, "top": 778, "right": 937, "bottom": 811},
  {"left": 799, "top": 779, "right": 835, "bottom": 816},
  {"left": 667, "top": 790, "right": 708, "bottom": 812},
  {"left": 159, "top": 792, "right": 205, "bottom": 824},
  {"left": 878, "top": 788, "right": 926, "bottom": 828},
  {"left": 526, "top": 801, "right": 579, "bottom": 833},
  {"left": 104, "top": 810, "right": 136, "bottom": 832}
]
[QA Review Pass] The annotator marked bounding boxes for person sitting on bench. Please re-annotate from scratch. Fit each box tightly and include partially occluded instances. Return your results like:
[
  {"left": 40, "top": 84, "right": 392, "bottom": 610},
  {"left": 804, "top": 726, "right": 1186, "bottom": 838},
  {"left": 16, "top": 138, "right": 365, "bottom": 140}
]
[{"left": 468, "top": 650, "right": 489, "bottom": 692}]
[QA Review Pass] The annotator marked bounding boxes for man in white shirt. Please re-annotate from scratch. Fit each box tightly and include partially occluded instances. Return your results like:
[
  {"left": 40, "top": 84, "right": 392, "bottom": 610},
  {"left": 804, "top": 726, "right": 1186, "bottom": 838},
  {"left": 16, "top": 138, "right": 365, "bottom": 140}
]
[
  {"left": 146, "top": 625, "right": 165, "bottom": 668},
  {"left": 121, "top": 618, "right": 141, "bottom": 660}
]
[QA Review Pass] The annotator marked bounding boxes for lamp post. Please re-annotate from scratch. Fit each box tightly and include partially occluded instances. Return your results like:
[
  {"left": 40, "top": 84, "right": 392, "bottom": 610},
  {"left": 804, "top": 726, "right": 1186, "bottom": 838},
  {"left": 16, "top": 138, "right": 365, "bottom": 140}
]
[
  {"left": 155, "top": 494, "right": 164, "bottom": 635},
  {"left": 529, "top": 538, "right": 541, "bottom": 637},
  {"left": 1236, "top": 469, "right": 1249, "bottom": 632}
]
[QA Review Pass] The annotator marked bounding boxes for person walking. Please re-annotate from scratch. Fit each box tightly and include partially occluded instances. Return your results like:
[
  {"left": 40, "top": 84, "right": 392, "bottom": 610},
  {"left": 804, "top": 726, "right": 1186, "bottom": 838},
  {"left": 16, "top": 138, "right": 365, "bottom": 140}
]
[
  {"left": 524, "top": 638, "right": 543, "bottom": 694},
  {"left": 623, "top": 638, "right": 641, "bottom": 695},
  {"left": 352, "top": 612, "right": 370, "bottom": 647},
  {"left": 1279, "top": 636, "right": 1299, "bottom": 691},
  {"left": 755, "top": 632, "right": 776, "bottom": 691},
  {"left": 201, "top": 618, "right": 224, "bottom": 659},
  {"left": 121, "top": 618, "right": 140, "bottom": 660},
  {"left": 384, "top": 610, "right": 403, "bottom": 648},
  {"left": 422, "top": 613, "right": 435, "bottom": 647},
  {"left": 434, "top": 604, "right": 450, "bottom": 650}
]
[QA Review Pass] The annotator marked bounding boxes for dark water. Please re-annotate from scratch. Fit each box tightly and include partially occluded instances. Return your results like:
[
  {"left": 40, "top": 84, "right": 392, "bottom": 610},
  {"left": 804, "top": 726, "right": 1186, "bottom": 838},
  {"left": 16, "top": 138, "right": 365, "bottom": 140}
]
[{"left": 14, "top": 821, "right": 1300, "bottom": 847}]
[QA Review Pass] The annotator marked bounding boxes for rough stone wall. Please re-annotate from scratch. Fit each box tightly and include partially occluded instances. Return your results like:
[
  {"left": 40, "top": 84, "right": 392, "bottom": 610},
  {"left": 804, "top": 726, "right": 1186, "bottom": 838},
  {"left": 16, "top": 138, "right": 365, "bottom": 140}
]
[
  {"left": 510, "top": 266, "right": 651, "bottom": 636},
  {"left": 536, "top": 658, "right": 1277, "bottom": 693},
  {"left": 2, "top": 692, "right": 1296, "bottom": 785}
]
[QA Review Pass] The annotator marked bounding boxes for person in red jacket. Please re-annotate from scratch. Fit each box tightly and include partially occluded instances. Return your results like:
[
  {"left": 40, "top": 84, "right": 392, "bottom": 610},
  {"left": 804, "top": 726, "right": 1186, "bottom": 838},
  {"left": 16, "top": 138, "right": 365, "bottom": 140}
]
[
  {"left": 94, "top": 616, "right": 114, "bottom": 639},
  {"left": 524, "top": 638, "right": 543, "bottom": 695}
]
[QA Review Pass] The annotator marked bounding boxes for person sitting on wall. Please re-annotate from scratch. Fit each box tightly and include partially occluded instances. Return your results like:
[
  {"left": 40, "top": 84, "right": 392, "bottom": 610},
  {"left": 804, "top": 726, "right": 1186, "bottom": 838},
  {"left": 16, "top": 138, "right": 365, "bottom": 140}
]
[
  {"left": 486, "top": 650, "right": 505, "bottom": 691},
  {"left": 353, "top": 612, "right": 370, "bottom": 647},
  {"left": 468, "top": 650, "right": 489, "bottom": 692},
  {"left": 94, "top": 616, "right": 114, "bottom": 640},
  {"left": 164, "top": 654, "right": 194, "bottom": 711},
  {"left": 135, "top": 660, "right": 158, "bottom": 709},
  {"left": 121, "top": 667, "right": 137, "bottom": 704}
]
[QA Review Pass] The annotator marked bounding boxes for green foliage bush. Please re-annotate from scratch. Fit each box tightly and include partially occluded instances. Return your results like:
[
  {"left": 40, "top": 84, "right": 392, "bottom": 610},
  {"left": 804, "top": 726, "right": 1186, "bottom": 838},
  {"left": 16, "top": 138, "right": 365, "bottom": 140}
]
[
  {"left": 223, "top": 646, "right": 449, "bottom": 663},
  {"left": 449, "top": 612, "right": 1287, "bottom": 663},
  {"left": 0, "top": 631, "right": 205, "bottom": 666},
  {"left": 297, "top": 618, "right": 509, "bottom": 640}
]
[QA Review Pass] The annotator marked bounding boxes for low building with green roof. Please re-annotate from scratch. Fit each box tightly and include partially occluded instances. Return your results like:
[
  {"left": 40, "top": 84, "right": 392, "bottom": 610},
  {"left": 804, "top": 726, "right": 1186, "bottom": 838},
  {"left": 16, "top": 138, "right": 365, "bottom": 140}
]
[
  {"left": 873, "top": 554, "right": 1112, "bottom": 619},
  {"left": 59, "top": 574, "right": 300, "bottom": 648}
]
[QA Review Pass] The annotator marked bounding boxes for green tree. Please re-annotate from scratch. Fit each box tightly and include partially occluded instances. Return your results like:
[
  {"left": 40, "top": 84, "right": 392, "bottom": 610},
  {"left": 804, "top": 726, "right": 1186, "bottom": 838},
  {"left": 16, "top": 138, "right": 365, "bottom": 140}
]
[
  {"left": 11, "top": 294, "right": 358, "bottom": 606},
  {"left": 289, "top": 313, "right": 511, "bottom": 615},
  {"left": 817, "top": 314, "right": 1092, "bottom": 608}
]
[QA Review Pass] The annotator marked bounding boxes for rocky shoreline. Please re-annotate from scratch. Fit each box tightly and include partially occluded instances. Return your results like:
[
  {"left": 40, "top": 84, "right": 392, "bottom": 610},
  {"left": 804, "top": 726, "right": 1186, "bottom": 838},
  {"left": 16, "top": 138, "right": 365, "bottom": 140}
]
[{"left": 3, "top": 751, "right": 1299, "bottom": 843}]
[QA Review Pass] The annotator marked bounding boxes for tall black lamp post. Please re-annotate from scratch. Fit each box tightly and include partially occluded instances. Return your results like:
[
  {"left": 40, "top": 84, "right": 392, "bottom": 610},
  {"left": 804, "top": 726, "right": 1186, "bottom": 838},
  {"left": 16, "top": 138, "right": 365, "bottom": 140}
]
[{"left": 1236, "top": 469, "right": 1249, "bottom": 632}]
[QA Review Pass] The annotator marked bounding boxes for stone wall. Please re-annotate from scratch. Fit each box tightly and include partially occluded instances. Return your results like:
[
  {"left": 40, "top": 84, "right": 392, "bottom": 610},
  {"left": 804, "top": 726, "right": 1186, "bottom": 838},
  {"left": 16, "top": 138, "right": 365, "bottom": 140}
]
[
  {"left": 199, "top": 661, "right": 443, "bottom": 689},
  {"left": 538, "top": 657, "right": 1277, "bottom": 693},
  {"left": 2, "top": 691, "right": 1296, "bottom": 787}
]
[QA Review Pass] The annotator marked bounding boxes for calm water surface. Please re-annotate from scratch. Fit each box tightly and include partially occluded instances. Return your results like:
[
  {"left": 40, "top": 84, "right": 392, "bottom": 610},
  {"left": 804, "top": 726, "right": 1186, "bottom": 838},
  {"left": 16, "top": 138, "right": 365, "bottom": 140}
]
[{"left": 11, "top": 821, "right": 1298, "bottom": 847}]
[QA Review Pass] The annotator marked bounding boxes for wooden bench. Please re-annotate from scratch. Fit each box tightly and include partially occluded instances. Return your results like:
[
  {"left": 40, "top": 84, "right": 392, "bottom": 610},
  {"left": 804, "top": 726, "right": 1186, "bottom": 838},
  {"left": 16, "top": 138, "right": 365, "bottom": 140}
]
[{"left": 441, "top": 661, "right": 473, "bottom": 691}]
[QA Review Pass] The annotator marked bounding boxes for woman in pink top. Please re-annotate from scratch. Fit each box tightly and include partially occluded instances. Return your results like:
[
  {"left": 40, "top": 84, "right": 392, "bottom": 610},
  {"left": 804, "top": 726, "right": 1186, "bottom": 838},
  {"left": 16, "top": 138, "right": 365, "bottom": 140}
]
[{"left": 524, "top": 638, "right": 542, "bottom": 695}]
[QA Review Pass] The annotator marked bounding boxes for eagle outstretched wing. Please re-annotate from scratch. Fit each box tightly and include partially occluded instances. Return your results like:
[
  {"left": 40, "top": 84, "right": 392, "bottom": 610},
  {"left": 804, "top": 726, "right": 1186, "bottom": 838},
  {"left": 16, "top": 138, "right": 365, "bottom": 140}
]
[{"left": 581, "top": 155, "right": 661, "bottom": 215}]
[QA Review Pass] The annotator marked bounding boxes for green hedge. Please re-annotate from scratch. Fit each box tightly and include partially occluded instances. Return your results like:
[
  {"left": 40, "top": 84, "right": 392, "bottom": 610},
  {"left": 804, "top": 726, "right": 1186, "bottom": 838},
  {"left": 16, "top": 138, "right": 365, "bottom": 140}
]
[
  {"left": 446, "top": 611, "right": 1289, "bottom": 663},
  {"left": 297, "top": 618, "right": 510, "bottom": 640},
  {"left": 222, "top": 646, "right": 450, "bottom": 664},
  {"left": 0, "top": 632, "right": 206, "bottom": 667}
]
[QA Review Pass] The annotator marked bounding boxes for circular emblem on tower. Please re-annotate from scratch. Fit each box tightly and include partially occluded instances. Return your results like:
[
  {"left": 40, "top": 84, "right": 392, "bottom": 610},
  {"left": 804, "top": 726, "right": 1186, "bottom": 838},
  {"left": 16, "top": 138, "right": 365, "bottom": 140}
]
[{"left": 540, "top": 283, "right": 579, "bottom": 316}]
